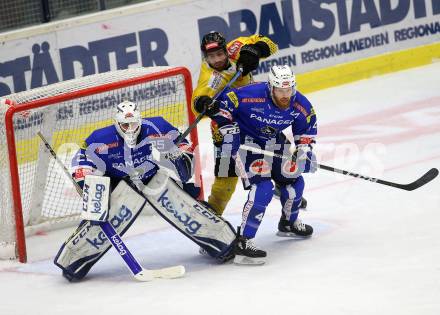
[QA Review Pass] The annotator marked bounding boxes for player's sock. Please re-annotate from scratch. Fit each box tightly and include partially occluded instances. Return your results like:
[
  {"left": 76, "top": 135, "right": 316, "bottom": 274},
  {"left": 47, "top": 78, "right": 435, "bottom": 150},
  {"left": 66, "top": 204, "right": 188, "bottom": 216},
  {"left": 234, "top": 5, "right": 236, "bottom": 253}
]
[{"left": 274, "top": 183, "right": 307, "bottom": 210}]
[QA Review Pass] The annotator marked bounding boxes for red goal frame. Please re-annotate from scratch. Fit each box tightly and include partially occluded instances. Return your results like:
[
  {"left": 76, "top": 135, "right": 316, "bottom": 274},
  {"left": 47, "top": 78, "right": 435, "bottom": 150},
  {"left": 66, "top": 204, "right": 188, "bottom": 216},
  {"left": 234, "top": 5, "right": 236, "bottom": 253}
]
[{"left": 3, "top": 67, "right": 203, "bottom": 263}]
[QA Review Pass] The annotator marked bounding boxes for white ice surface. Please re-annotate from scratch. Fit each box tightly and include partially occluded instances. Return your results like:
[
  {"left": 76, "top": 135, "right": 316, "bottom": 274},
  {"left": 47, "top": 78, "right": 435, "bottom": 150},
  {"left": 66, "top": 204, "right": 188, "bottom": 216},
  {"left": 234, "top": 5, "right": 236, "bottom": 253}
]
[{"left": 1, "top": 63, "right": 439, "bottom": 315}]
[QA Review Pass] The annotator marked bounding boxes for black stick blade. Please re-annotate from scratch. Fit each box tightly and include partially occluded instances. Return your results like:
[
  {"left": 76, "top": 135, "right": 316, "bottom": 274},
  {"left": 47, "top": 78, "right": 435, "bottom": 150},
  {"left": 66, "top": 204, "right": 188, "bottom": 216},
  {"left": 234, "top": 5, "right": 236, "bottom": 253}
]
[{"left": 400, "top": 168, "right": 439, "bottom": 191}]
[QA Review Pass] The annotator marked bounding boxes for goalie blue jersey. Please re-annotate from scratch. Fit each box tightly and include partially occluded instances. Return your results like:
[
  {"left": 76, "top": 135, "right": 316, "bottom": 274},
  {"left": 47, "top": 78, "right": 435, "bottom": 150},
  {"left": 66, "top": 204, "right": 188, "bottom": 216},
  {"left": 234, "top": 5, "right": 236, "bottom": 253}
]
[
  {"left": 72, "top": 116, "right": 187, "bottom": 183},
  {"left": 215, "top": 82, "right": 317, "bottom": 147}
]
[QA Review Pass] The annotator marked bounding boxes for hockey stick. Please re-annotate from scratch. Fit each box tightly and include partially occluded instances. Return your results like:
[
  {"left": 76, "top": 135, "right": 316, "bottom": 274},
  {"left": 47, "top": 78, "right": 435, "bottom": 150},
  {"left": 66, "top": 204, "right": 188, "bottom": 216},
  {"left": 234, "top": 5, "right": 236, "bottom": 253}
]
[
  {"left": 37, "top": 132, "right": 185, "bottom": 281},
  {"left": 241, "top": 144, "right": 439, "bottom": 191},
  {"left": 176, "top": 67, "right": 243, "bottom": 145},
  {"left": 233, "top": 153, "right": 251, "bottom": 190}
]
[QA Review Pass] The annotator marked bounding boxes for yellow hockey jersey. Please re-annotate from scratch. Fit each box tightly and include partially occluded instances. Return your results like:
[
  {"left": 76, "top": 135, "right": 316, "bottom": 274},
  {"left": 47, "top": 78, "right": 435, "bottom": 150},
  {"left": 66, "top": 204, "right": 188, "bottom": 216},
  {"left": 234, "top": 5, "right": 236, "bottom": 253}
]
[{"left": 191, "top": 34, "right": 278, "bottom": 116}]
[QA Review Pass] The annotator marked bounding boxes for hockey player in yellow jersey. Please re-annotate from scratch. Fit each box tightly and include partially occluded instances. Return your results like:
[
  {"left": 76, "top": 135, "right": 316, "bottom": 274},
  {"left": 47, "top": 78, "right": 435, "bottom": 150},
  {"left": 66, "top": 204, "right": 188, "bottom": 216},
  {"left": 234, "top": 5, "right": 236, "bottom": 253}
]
[{"left": 192, "top": 31, "right": 278, "bottom": 216}]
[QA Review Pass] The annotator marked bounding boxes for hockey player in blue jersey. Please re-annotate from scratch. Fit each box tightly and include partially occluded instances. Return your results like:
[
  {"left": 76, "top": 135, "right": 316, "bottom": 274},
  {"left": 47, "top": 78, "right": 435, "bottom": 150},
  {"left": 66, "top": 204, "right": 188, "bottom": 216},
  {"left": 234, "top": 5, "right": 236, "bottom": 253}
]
[
  {"left": 199, "top": 65, "right": 317, "bottom": 264},
  {"left": 57, "top": 100, "right": 200, "bottom": 280},
  {"left": 72, "top": 100, "right": 195, "bottom": 192}
]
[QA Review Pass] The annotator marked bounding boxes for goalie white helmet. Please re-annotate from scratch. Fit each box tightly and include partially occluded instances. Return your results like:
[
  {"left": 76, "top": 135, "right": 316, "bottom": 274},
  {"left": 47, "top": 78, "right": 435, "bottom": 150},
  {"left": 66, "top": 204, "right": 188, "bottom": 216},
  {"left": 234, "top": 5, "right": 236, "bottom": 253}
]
[
  {"left": 268, "top": 65, "right": 296, "bottom": 90},
  {"left": 114, "top": 100, "right": 142, "bottom": 148}
]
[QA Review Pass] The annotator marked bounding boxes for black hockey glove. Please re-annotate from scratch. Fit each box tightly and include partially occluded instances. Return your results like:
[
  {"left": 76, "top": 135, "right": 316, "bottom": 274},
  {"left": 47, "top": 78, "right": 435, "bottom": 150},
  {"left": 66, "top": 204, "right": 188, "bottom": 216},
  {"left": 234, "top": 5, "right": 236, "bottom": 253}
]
[
  {"left": 237, "top": 41, "right": 271, "bottom": 75},
  {"left": 194, "top": 96, "right": 220, "bottom": 117},
  {"left": 253, "top": 41, "right": 271, "bottom": 58},
  {"left": 237, "top": 44, "right": 261, "bottom": 76}
]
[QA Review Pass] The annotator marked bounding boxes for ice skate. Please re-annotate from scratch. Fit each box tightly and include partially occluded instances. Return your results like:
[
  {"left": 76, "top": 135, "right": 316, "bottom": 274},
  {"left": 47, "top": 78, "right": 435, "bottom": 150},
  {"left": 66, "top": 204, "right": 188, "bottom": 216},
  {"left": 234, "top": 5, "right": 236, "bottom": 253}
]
[
  {"left": 233, "top": 236, "right": 266, "bottom": 265},
  {"left": 277, "top": 217, "right": 313, "bottom": 238}
]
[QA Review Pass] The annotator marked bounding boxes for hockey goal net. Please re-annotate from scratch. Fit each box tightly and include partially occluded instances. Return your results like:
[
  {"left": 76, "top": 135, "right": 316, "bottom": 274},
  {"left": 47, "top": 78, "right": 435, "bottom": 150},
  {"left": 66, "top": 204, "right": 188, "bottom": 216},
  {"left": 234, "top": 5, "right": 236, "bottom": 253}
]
[{"left": 0, "top": 66, "right": 203, "bottom": 262}]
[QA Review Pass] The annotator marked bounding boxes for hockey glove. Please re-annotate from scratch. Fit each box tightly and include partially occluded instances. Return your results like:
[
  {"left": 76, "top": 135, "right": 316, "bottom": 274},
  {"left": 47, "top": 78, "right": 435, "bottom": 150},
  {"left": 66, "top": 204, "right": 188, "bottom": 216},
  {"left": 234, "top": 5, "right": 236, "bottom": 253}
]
[
  {"left": 294, "top": 146, "right": 317, "bottom": 174},
  {"left": 72, "top": 167, "right": 95, "bottom": 189},
  {"left": 194, "top": 96, "right": 220, "bottom": 117},
  {"left": 218, "top": 122, "right": 240, "bottom": 156},
  {"left": 165, "top": 148, "right": 194, "bottom": 183},
  {"left": 237, "top": 44, "right": 262, "bottom": 76}
]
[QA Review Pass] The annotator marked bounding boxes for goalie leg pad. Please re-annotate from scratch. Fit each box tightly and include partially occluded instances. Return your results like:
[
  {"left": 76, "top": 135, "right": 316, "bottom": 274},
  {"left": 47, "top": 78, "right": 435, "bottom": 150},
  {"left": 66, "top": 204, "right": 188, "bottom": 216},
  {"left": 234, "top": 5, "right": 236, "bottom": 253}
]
[
  {"left": 142, "top": 170, "right": 237, "bottom": 261},
  {"left": 54, "top": 180, "right": 147, "bottom": 281}
]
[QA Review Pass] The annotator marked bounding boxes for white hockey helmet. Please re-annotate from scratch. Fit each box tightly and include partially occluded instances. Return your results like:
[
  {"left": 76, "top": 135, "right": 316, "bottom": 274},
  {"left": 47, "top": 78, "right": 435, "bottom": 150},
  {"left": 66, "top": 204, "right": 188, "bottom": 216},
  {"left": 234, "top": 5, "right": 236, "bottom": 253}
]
[
  {"left": 114, "top": 100, "right": 142, "bottom": 148},
  {"left": 268, "top": 65, "right": 297, "bottom": 92}
]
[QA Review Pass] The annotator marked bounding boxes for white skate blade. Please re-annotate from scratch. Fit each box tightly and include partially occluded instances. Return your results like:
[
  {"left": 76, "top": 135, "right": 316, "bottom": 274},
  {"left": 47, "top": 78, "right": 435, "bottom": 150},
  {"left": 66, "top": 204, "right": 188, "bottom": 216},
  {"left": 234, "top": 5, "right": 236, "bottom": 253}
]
[
  {"left": 276, "top": 231, "right": 312, "bottom": 238},
  {"left": 233, "top": 255, "right": 266, "bottom": 265}
]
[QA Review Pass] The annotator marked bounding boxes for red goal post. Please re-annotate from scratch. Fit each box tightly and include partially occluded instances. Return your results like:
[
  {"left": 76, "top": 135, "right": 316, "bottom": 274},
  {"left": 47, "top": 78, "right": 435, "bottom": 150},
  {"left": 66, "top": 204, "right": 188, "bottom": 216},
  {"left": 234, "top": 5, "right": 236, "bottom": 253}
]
[{"left": 0, "top": 66, "right": 204, "bottom": 263}]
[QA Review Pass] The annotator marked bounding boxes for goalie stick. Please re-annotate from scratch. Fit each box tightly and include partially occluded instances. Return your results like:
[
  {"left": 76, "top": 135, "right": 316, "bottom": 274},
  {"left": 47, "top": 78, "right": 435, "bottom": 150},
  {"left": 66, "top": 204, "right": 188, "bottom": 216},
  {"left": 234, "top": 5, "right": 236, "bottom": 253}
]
[
  {"left": 241, "top": 144, "right": 439, "bottom": 191},
  {"left": 37, "top": 132, "right": 185, "bottom": 281}
]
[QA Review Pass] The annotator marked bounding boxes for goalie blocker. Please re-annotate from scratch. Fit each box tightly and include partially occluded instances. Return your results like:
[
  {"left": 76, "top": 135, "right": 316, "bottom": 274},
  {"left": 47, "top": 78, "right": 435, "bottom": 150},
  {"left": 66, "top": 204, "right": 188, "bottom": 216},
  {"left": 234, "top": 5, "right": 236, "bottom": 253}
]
[{"left": 55, "top": 170, "right": 236, "bottom": 281}]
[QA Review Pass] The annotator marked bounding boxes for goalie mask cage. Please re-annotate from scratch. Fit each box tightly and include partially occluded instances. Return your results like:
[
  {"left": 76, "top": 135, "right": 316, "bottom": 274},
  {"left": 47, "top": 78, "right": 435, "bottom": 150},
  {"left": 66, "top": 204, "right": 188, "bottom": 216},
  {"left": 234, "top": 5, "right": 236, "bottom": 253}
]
[{"left": 0, "top": 66, "right": 203, "bottom": 263}]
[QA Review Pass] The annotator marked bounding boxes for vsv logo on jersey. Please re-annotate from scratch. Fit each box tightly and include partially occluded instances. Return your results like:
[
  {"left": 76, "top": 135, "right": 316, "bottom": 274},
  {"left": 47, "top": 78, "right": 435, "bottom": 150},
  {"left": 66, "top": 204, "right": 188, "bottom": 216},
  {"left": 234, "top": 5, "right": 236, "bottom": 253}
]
[
  {"left": 260, "top": 125, "right": 277, "bottom": 136},
  {"left": 157, "top": 189, "right": 202, "bottom": 235},
  {"left": 250, "top": 113, "right": 293, "bottom": 125}
]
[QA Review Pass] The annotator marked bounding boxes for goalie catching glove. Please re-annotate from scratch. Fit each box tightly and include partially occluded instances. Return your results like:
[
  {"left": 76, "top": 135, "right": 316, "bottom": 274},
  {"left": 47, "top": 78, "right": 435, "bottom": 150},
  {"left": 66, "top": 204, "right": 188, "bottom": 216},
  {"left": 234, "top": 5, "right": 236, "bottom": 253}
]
[
  {"left": 148, "top": 130, "right": 195, "bottom": 183},
  {"left": 163, "top": 144, "right": 194, "bottom": 183}
]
